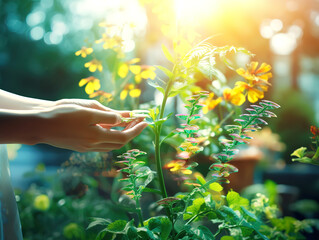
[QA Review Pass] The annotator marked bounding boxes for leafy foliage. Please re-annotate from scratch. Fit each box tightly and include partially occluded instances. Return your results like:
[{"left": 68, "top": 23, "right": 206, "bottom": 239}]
[{"left": 291, "top": 125, "right": 319, "bottom": 165}]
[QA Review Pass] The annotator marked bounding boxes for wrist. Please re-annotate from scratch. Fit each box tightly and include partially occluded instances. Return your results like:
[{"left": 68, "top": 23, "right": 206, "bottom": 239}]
[{"left": 0, "top": 109, "right": 46, "bottom": 145}]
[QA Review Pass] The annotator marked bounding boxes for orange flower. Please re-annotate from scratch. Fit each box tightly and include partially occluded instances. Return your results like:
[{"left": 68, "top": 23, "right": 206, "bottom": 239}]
[
  {"left": 75, "top": 46, "right": 93, "bottom": 58},
  {"left": 89, "top": 90, "right": 113, "bottom": 102},
  {"left": 79, "top": 77, "right": 101, "bottom": 95},
  {"left": 310, "top": 126, "right": 319, "bottom": 139},
  {"left": 223, "top": 87, "right": 245, "bottom": 106},
  {"left": 235, "top": 62, "right": 272, "bottom": 103},
  {"left": 236, "top": 62, "right": 272, "bottom": 84},
  {"left": 235, "top": 81, "right": 265, "bottom": 103},
  {"left": 202, "top": 92, "right": 222, "bottom": 114},
  {"left": 164, "top": 160, "right": 192, "bottom": 175},
  {"left": 84, "top": 59, "right": 103, "bottom": 72}
]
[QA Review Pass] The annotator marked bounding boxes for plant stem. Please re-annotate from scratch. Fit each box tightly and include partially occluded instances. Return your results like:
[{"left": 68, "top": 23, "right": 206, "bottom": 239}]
[
  {"left": 155, "top": 128, "right": 168, "bottom": 199},
  {"left": 135, "top": 199, "right": 144, "bottom": 227},
  {"left": 154, "top": 78, "right": 174, "bottom": 200},
  {"left": 313, "top": 147, "right": 319, "bottom": 160}
]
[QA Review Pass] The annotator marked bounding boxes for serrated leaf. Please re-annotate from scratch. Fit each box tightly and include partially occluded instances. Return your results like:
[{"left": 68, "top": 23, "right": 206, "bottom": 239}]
[
  {"left": 251, "top": 118, "right": 268, "bottom": 125},
  {"left": 176, "top": 114, "right": 188, "bottom": 121}
]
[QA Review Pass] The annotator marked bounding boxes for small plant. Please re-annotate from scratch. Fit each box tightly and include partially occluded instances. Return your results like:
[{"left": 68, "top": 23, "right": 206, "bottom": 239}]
[{"left": 291, "top": 125, "right": 319, "bottom": 165}]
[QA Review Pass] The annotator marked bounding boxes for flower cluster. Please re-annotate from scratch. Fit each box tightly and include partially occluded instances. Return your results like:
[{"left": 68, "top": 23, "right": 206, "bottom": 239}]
[
  {"left": 75, "top": 23, "right": 156, "bottom": 106},
  {"left": 234, "top": 61, "right": 272, "bottom": 103}
]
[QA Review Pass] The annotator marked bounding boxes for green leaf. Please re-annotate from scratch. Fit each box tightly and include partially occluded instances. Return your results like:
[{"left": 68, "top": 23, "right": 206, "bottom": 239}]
[
  {"left": 209, "top": 182, "right": 223, "bottom": 192},
  {"left": 292, "top": 156, "right": 319, "bottom": 165},
  {"left": 160, "top": 131, "right": 177, "bottom": 146},
  {"left": 184, "top": 198, "right": 205, "bottom": 220},
  {"left": 162, "top": 44, "right": 174, "bottom": 63},
  {"left": 291, "top": 147, "right": 307, "bottom": 158},
  {"left": 96, "top": 229, "right": 113, "bottom": 240},
  {"left": 192, "top": 225, "right": 215, "bottom": 240},
  {"left": 147, "top": 79, "right": 165, "bottom": 94},
  {"left": 137, "top": 227, "right": 157, "bottom": 239},
  {"left": 127, "top": 225, "right": 138, "bottom": 239},
  {"left": 142, "top": 187, "right": 162, "bottom": 195},
  {"left": 107, "top": 220, "right": 127, "bottom": 233},
  {"left": 156, "top": 65, "right": 173, "bottom": 79},
  {"left": 220, "top": 237, "right": 235, "bottom": 240},
  {"left": 240, "top": 206, "right": 262, "bottom": 224},
  {"left": 87, "top": 218, "right": 111, "bottom": 230},
  {"left": 226, "top": 191, "right": 249, "bottom": 210},
  {"left": 144, "top": 216, "right": 172, "bottom": 240}
]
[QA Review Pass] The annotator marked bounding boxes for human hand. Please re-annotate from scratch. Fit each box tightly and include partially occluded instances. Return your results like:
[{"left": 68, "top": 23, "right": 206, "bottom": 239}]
[{"left": 33, "top": 102, "right": 148, "bottom": 152}]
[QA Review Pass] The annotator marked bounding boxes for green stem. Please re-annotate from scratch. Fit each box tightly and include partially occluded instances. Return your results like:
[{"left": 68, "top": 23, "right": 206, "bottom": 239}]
[
  {"left": 154, "top": 77, "right": 174, "bottom": 200},
  {"left": 135, "top": 199, "right": 144, "bottom": 227},
  {"left": 313, "top": 147, "right": 319, "bottom": 160},
  {"left": 155, "top": 128, "right": 168, "bottom": 199}
]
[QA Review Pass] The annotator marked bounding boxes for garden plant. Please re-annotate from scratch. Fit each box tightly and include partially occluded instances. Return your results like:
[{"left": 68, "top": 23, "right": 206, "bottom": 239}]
[
  {"left": 16, "top": 1, "right": 319, "bottom": 240},
  {"left": 70, "top": 6, "right": 318, "bottom": 239}
]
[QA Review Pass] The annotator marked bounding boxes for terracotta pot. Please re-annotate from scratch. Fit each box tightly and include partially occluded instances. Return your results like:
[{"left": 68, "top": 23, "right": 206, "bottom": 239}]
[{"left": 224, "top": 147, "right": 263, "bottom": 193}]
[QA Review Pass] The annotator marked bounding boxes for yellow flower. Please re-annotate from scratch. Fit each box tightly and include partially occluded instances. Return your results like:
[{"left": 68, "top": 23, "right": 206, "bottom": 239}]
[
  {"left": 236, "top": 62, "right": 272, "bottom": 84},
  {"left": 139, "top": 66, "right": 156, "bottom": 83},
  {"left": 164, "top": 160, "right": 192, "bottom": 175},
  {"left": 202, "top": 92, "right": 222, "bottom": 114},
  {"left": 179, "top": 142, "right": 201, "bottom": 154},
  {"left": 33, "top": 194, "right": 50, "bottom": 211},
  {"left": 118, "top": 59, "right": 156, "bottom": 83},
  {"left": 235, "top": 62, "right": 272, "bottom": 103},
  {"left": 120, "top": 84, "right": 141, "bottom": 100},
  {"left": 79, "top": 76, "right": 101, "bottom": 95},
  {"left": 84, "top": 59, "right": 103, "bottom": 72},
  {"left": 95, "top": 33, "right": 123, "bottom": 50},
  {"left": 223, "top": 87, "right": 245, "bottom": 106},
  {"left": 75, "top": 46, "right": 93, "bottom": 58},
  {"left": 118, "top": 58, "right": 141, "bottom": 78},
  {"left": 235, "top": 81, "right": 265, "bottom": 103}
]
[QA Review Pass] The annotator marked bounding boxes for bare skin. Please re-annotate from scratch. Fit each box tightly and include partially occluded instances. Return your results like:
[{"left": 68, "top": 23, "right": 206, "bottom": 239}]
[{"left": 0, "top": 90, "right": 148, "bottom": 152}]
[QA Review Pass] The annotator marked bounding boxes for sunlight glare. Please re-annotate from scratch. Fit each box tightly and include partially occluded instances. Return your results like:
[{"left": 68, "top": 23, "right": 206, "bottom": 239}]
[
  {"left": 175, "top": 0, "right": 218, "bottom": 25},
  {"left": 270, "top": 33, "right": 297, "bottom": 55}
]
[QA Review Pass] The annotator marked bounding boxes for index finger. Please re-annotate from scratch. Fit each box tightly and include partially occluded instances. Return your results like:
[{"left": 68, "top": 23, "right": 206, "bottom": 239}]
[{"left": 90, "top": 109, "right": 121, "bottom": 125}]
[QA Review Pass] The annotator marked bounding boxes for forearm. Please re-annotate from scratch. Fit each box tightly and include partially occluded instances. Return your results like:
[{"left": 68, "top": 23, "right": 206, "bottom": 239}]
[
  {"left": 0, "top": 89, "right": 53, "bottom": 110},
  {"left": 0, "top": 109, "right": 44, "bottom": 145}
]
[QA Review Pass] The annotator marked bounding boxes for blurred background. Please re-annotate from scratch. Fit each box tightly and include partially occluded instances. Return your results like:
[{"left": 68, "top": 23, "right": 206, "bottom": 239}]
[{"left": 1, "top": 0, "right": 319, "bottom": 239}]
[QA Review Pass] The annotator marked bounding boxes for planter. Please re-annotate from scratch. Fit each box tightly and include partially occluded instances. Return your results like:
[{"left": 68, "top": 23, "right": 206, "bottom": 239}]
[{"left": 224, "top": 147, "right": 263, "bottom": 193}]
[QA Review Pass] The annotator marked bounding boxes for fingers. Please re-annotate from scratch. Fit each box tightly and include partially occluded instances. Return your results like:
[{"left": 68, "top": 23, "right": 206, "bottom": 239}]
[
  {"left": 98, "top": 117, "right": 144, "bottom": 129},
  {"left": 90, "top": 109, "right": 121, "bottom": 125},
  {"left": 97, "top": 121, "right": 148, "bottom": 144}
]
